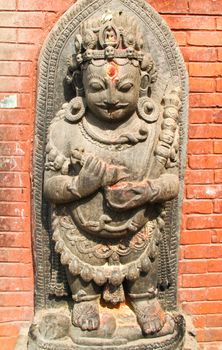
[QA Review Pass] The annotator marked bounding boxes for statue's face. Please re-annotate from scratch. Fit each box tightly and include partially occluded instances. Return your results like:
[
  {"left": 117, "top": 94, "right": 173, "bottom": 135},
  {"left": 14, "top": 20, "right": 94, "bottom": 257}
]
[{"left": 83, "top": 60, "right": 141, "bottom": 122}]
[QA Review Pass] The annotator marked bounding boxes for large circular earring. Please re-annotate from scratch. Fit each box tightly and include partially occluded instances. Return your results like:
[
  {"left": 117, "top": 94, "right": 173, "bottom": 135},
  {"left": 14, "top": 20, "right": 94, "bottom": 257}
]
[
  {"left": 137, "top": 96, "right": 159, "bottom": 123},
  {"left": 65, "top": 97, "right": 86, "bottom": 122}
]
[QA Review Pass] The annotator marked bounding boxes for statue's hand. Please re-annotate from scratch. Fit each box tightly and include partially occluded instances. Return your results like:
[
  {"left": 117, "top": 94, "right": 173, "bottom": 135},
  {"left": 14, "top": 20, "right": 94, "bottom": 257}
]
[
  {"left": 105, "top": 180, "right": 159, "bottom": 210},
  {"left": 70, "top": 148, "right": 130, "bottom": 192},
  {"left": 75, "top": 155, "right": 106, "bottom": 197}
]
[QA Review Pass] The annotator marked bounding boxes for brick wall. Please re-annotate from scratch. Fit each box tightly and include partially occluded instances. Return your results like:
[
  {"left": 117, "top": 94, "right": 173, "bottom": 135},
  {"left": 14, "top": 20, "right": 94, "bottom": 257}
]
[{"left": 0, "top": 0, "right": 221, "bottom": 349}]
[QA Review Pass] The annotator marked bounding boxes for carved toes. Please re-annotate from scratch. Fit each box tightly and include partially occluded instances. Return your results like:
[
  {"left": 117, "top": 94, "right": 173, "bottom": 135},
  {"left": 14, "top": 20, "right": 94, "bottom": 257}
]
[
  {"left": 131, "top": 297, "right": 166, "bottom": 336},
  {"left": 72, "top": 300, "right": 100, "bottom": 331}
]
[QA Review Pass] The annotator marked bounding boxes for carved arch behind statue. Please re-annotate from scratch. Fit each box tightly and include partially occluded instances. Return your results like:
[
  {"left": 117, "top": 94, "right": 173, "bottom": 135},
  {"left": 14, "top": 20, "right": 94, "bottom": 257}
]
[{"left": 33, "top": 0, "right": 188, "bottom": 310}]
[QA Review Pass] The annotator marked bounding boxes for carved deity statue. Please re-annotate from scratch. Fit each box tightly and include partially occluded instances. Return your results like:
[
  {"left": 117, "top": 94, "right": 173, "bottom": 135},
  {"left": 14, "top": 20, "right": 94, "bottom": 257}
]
[
  {"left": 45, "top": 11, "right": 180, "bottom": 335},
  {"left": 28, "top": 3, "right": 188, "bottom": 349}
]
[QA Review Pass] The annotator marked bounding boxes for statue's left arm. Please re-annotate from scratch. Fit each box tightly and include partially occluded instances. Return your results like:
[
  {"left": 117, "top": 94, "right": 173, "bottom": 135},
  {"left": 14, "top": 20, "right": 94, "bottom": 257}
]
[{"left": 105, "top": 173, "right": 179, "bottom": 210}]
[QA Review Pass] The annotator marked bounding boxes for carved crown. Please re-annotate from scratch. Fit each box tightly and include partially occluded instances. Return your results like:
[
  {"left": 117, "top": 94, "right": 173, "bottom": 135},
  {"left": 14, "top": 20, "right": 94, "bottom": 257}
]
[
  {"left": 67, "top": 11, "right": 157, "bottom": 85},
  {"left": 74, "top": 11, "right": 145, "bottom": 63}
]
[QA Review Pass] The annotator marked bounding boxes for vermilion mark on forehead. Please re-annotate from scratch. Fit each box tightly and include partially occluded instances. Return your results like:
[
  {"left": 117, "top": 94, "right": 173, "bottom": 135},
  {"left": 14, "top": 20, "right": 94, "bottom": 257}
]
[{"left": 106, "top": 62, "right": 119, "bottom": 82}]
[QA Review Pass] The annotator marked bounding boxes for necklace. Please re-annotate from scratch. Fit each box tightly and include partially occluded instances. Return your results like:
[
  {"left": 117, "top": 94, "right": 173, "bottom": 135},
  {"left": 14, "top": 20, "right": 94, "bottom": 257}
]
[{"left": 79, "top": 117, "right": 149, "bottom": 151}]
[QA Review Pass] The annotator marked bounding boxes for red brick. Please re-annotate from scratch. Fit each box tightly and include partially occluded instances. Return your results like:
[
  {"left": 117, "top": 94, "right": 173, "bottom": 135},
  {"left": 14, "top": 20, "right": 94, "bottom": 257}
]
[
  {"left": 148, "top": 0, "right": 189, "bottom": 13},
  {"left": 215, "top": 170, "right": 222, "bottom": 184},
  {"left": 0, "top": 337, "right": 17, "bottom": 350},
  {"left": 211, "top": 230, "right": 222, "bottom": 243},
  {"left": 19, "top": 62, "right": 33, "bottom": 77},
  {"left": 0, "top": 44, "right": 38, "bottom": 61},
  {"left": 0, "top": 203, "right": 28, "bottom": 217},
  {"left": 183, "top": 200, "right": 213, "bottom": 214},
  {"left": 183, "top": 301, "right": 222, "bottom": 315},
  {"left": 0, "top": 126, "right": 32, "bottom": 141},
  {"left": 0, "top": 323, "right": 20, "bottom": 337},
  {"left": 190, "top": 94, "right": 222, "bottom": 108},
  {"left": 0, "top": 217, "right": 29, "bottom": 232},
  {"left": 18, "top": 0, "right": 74, "bottom": 11},
  {"left": 181, "top": 47, "right": 217, "bottom": 62},
  {"left": 0, "top": 292, "right": 33, "bottom": 306},
  {"left": 198, "top": 328, "right": 222, "bottom": 342},
  {"left": 208, "top": 260, "right": 222, "bottom": 273},
  {"left": 0, "top": 248, "right": 32, "bottom": 263},
  {"left": 179, "top": 288, "right": 207, "bottom": 302},
  {"left": 189, "top": 63, "right": 222, "bottom": 77},
  {"left": 189, "top": 0, "right": 222, "bottom": 15},
  {"left": 180, "top": 230, "right": 212, "bottom": 245},
  {"left": 173, "top": 31, "right": 187, "bottom": 45},
  {"left": 0, "top": 188, "right": 29, "bottom": 202},
  {"left": 0, "top": 12, "right": 45, "bottom": 28},
  {"left": 0, "top": 173, "right": 29, "bottom": 188},
  {"left": 187, "top": 31, "right": 222, "bottom": 46},
  {"left": 0, "top": 77, "right": 31, "bottom": 93},
  {"left": 183, "top": 245, "right": 222, "bottom": 259},
  {"left": 0, "top": 142, "right": 29, "bottom": 156},
  {"left": 0, "top": 62, "right": 20, "bottom": 77},
  {"left": 214, "top": 200, "right": 222, "bottom": 213},
  {"left": 187, "top": 215, "right": 222, "bottom": 229},
  {"left": 218, "top": 48, "right": 222, "bottom": 61},
  {"left": 185, "top": 170, "right": 214, "bottom": 184},
  {"left": 0, "top": 157, "right": 28, "bottom": 172},
  {"left": 189, "top": 155, "right": 222, "bottom": 169},
  {"left": 213, "top": 109, "right": 222, "bottom": 123},
  {"left": 216, "top": 79, "right": 222, "bottom": 92},
  {"left": 0, "top": 0, "right": 16, "bottom": 9},
  {"left": 192, "top": 315, "right": 206, "bottom": 328},
  {"left": 180, "top": 260, "right": 208, "bottom": 274},
  {"left": 182, "top": 275, "right": 222, "bottom": 288},
  {"left": 217, "top": 17, "right": 222, "bottom": 30},
  {"left": 0, "top": 110, "right": 31, "bottom": 125},
  {"left": 0, "top": 232, "right": 30, "bottom": 248},
  {"left": 164, "top": 15, "right": 215, "bottom": 30},
  {"left": 211, "top": 147, "right": 222, "bottom": 162},
  {"left": 0, "top": 263, "right": 32, "bottom": 278},
  {"left": 0, "top": 28, "right": 16, "bottom": 43},
  {"left": 199, "top": 342, "right": 222, "bottom": 349},
  {"left": 18, "top": 93, "right": 35, "bottom": 108},
  {"left": 0, "top": 277, "right": 33, "bottom": 292},
  {"left": 190, "top": 78, "right": 215, "bottom": 93},
  {"left": 0, "top": 306, "right": 33, "bottom": 322},
  {"left": 189, "top": 125, "right": 222, "bottom": 139},
  {"left": 206, "top": 315, "right": 222, "bottom": 327},
  {"left": 188, "top": 140, "right": 213, "bottom": 154},
  {"left": 189, "top": 109, "right": 214, "bottom": 124},
  {"left": 18, "top": 28, "right": 43, "bottom": 44}
]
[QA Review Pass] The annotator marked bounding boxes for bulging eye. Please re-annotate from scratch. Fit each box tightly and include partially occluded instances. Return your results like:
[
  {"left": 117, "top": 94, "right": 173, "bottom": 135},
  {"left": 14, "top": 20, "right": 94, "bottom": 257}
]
[
  {"left": 89, "top": 80, "right": 105, "bottom": 92},
  {"left": 118, "top": 81, "right": 133, "bottom": 92}
]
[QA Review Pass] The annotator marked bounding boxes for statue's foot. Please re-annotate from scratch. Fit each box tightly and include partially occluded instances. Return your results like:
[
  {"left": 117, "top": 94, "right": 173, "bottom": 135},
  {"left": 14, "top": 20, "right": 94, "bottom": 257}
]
[
  {"left": 72, "top": 300, "right": 100, "bottom": 331},
  {"left": 131, "top": 297, "right": 166, "bottom": 335}
]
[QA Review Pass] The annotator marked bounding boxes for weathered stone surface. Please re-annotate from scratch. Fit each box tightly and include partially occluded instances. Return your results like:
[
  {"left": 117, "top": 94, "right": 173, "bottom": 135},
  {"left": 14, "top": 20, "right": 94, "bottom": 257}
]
[{"left": 29, "top": 0, "right": 188, "bottom": 348}]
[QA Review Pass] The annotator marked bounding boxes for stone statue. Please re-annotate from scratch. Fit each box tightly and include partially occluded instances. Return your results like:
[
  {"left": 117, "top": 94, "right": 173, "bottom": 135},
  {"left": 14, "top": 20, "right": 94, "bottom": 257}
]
[{"left": 28, "top": 1, "right": 188, "bottom": 349}]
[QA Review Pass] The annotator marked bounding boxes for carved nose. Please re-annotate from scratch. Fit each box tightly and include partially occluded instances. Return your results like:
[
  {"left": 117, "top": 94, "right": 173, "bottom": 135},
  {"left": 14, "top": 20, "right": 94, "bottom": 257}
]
[{"left": 104, "top": 100, "right": 119, "bottom": 108}]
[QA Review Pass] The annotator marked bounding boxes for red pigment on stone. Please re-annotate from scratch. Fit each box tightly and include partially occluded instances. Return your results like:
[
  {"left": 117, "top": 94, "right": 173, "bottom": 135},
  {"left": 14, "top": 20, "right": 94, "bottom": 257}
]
[{"left": 106, "top": 62, "right": 119, "bottom": 82}]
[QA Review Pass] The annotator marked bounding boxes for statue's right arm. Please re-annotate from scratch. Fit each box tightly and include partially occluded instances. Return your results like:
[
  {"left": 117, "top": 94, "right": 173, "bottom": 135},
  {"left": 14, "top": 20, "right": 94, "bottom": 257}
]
[
  {"left": 44, "top": 173, "right": 81, "bottom": 204},
  {"left": 43, "top": 118, "right": 82, "bottom": 204}
]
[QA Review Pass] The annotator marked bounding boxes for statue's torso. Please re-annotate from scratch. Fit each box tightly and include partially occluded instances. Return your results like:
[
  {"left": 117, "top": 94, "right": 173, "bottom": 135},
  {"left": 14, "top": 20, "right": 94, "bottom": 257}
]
[{"left": 51, "top": 116, "right": 160, "bottom": 240}]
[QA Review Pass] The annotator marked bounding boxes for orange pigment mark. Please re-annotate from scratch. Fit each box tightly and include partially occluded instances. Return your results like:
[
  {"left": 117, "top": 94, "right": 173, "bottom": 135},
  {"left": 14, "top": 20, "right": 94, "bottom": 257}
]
[{"left": 106, "top": 62, "right": 119, "bottom": 83}]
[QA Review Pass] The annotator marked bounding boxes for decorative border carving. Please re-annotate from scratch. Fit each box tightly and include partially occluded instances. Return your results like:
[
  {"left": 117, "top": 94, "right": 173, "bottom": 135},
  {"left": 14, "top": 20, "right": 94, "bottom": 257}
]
[{"left": 33, "top": 0, "right": 188, "bottom": 309}]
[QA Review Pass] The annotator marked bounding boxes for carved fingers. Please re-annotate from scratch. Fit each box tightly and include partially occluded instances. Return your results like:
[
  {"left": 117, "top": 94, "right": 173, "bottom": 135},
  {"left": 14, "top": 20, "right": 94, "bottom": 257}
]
[
  {"left": 75, "top": 155, "right": 106, "bottom": 197},
  {"left": 105, "top": 181, "right": 149, "bottom": 210}
]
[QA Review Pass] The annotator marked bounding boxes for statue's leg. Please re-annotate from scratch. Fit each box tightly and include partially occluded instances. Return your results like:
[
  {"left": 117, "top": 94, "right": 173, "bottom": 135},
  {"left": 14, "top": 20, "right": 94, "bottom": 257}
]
[
  {"left": 125, "top": 259, "right": 166, "bottom": 335},
  {"left": 66, "top": 268, "right": 101, "bottom": 331}
]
